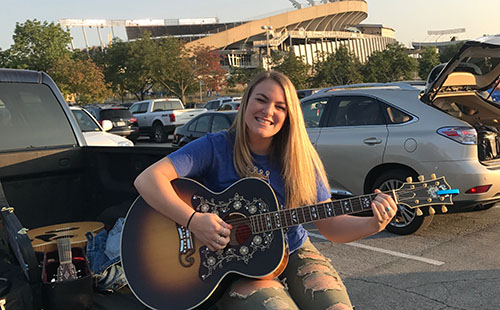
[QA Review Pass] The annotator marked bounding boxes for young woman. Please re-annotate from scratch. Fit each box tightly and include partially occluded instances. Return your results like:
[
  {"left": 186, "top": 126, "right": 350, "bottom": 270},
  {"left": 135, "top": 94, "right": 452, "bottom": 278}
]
[{"left": 134, "top": 71, "right": 397, "bottom": 310}]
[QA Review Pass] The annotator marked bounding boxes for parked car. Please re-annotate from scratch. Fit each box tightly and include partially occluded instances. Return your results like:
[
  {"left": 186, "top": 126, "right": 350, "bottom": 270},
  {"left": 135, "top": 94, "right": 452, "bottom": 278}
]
[
  {"left": 300, "top": 34, "right": 500, "bottom": 235},
  {"left": 204, "top": 96, "right": 242, "bottom": 110},
  {"left": 83, "top": 105, "right": 139, "bottom": 141},
  {"left": 70, "top": 106, "right": 134, "bottom": 147},
  {"left": 297, "top": 88, "right": 321, "bottom": 99},
  {"left": 172, "top": 111, "right": 238, "bottom": 147},
  {"left": 217, "top": 101, "right": 240, "bottom": 111},
  {"left": 129, "top": 98, "right": 207, "bottom": 143}
]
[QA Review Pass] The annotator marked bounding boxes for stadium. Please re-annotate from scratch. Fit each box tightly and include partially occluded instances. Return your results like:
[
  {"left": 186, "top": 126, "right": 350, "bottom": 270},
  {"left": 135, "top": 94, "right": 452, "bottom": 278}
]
[{"left": 60, "top": 0, "right": 396, "bottom": 68}]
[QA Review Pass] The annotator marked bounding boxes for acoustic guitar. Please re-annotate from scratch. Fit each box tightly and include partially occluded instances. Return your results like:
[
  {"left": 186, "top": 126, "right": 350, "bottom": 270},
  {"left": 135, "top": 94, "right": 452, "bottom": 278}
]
[
  {"left": 28, "top": 221, "right": 104, "bottom": 253},
  {"left": 55, "top": 236, "right": 78, "bottom": 281},
  {"left": 121, "top": 175, "right": 458, "bottom": 310}
]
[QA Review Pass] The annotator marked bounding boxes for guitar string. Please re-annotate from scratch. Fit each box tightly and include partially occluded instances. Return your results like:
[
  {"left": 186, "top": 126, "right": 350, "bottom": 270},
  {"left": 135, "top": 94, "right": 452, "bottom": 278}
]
[{"left": 207, "top": 185, "right": 450, "bottom": 231}]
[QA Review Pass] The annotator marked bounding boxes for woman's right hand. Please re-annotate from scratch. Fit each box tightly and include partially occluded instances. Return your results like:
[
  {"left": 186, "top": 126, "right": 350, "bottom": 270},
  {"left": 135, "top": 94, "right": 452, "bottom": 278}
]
[{"left": 188, "top": 212, "right": 232, "bottom": 252}]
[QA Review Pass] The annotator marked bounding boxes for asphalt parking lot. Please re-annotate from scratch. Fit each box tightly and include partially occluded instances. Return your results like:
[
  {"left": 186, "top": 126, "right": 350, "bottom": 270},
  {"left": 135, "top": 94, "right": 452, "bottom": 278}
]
[
  {"left": 308, "top": 205, "right": 500, "bottom": 310},
  {"left": 135, "top": 138, "right": 500, "bottom": 309}
]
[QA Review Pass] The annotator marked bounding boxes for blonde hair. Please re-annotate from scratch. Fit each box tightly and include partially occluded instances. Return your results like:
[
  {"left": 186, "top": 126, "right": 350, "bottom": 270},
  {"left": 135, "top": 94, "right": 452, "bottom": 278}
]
[{"left": 231, "top": 71, "right": 330, "bottom": 209}]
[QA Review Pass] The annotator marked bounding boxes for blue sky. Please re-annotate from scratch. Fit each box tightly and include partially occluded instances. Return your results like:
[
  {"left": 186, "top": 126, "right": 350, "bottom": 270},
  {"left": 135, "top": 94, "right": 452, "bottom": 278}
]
[{"left": 2, "top": 0, "right": 499, "bottom": 50}]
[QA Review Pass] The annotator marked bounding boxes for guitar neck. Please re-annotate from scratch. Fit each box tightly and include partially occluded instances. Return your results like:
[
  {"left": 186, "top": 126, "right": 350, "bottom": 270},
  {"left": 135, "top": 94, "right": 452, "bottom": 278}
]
[
  {"left": 56, "top": 237, "right": 73, "bottom": 264},
  {"left": 251, "top": 192, "right": 386, "bottom": 233}
]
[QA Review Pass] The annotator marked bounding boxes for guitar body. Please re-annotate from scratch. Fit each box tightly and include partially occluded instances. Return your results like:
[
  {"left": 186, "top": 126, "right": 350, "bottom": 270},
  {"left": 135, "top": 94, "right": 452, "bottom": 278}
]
[
  {"left": 28, "top": 221, "right": 104, "bottom": 253},
  {"left": 121, "top": 177, "right": 288, "bottom": 310}
]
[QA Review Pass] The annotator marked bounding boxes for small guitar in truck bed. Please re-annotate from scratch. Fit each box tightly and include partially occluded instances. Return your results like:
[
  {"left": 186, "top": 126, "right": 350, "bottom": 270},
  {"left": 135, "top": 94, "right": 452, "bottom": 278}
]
[{"left": 27, "top": 221, "right": 104, "bottom": 253}]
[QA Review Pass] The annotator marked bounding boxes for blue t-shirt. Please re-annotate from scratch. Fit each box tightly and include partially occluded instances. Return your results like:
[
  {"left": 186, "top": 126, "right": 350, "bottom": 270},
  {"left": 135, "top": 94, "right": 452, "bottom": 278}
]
[{"left": 167, "top": 131, "right": 330, "bottom": 252}]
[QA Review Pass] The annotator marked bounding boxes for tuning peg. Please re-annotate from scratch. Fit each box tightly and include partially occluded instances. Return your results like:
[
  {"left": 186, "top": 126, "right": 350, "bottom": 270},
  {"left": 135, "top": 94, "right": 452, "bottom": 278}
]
[
  {"left": 416, "top": 208, "right": 423, "bottom": 216},
  {"left": 406, "top": 176, "right": 413, "bottom": 183},
  {"left": 428, "top": 207, "right": 435, "bottom": 215},
  {"left": 441, "top": 205, "right": 448, "bottom": 213},
  {"left": 431, "top": 173, "right": 437, "bottom": 180},
  {"left": 418, "top": 175, "right": 425, "bottom": 182}
]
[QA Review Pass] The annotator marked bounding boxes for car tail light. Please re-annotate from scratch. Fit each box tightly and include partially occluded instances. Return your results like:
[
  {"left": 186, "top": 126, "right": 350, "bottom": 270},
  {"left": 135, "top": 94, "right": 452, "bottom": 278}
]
[
  {"left": 129, "top": 117, "right": 137, "bottom": 123},
  {"left": 465, "top": 185, "right": 492, "bottom": 194},
  {"left": 169, "top": 114, "right": 176, "bottom": 122},
  {"left": 437, "top": 127, "right": 476, "bottom": 145}
]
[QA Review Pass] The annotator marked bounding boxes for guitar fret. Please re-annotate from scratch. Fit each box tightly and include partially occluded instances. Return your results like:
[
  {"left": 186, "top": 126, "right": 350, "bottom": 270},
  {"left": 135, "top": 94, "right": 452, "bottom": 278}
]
[
  {"left": 301, "top": 207, "right": 308, "bottom": 223},
  {"left": 260, "top": 214, "right": 266, "bottom": 232},
  {"left": 265, "top": 213, "right": 272, "bottom": 230},
  {"left": 333, "top": 201, "right": 343, "bottom": 215},
  {"left": 274, "top": 212, "right": 281, "bottom": 228},
  {"left": 310, "top": 206, "right": 319, "bottom": 221},
  {"left": 249, "top": 215, "right": 256, "bottom": 233},
  {"left": 360, "top": 195, "right": 372, "bottom": 211},
  {"left": 256, "top": 214, "right": 263, "bottom": 233},
  {"left": 282, "top": 208, "right": 290, "bottom": 227},
  {"left": 325, "top": 202, "right": 334, "bottom": 217}
]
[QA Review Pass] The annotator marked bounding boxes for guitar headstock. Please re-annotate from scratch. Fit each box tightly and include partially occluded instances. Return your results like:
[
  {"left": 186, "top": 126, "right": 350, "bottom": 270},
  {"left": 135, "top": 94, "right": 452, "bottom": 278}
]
[{"left": 394, "top": 174, "right": 458, "bottom": 214}]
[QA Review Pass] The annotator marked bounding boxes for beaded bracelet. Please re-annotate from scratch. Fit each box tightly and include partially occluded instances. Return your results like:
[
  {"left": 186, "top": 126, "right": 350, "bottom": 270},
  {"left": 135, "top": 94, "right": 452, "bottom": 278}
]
[{"left": 186, "top": 211, "right": 197, "bottom": 229}]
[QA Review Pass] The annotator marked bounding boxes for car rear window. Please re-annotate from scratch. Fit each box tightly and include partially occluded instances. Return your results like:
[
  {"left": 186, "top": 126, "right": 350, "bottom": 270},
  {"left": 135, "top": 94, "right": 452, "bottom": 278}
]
[
  {"left": 100, "top": 109, "right": 132, "bottom": 119},
  {"left": 152, "top": 100, "right": 183, "bottom": 111},
  {"left": 0, "top": 83, "right": 77, "bottom": 152}
]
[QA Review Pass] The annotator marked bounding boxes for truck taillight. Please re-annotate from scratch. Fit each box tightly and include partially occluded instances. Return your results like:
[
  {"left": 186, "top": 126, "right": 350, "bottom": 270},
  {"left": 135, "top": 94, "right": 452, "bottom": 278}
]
[
  {"left": 169, "top": 114, "right": 176, "bottom": 122},
  {"left": 437, "top": 127, "right": 476, "bottom": 145}
]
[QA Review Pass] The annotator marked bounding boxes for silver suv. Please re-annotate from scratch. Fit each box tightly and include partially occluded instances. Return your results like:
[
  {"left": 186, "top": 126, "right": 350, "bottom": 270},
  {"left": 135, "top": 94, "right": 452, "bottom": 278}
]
[{"left": 301, "top": 35, "right": 500, "bottom": 235}]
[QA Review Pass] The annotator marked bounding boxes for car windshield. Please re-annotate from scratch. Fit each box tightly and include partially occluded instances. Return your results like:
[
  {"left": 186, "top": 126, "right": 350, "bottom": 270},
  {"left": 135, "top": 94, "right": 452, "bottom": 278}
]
[{"left": 71, "top": 109, "right": 101, "bottom": 132}]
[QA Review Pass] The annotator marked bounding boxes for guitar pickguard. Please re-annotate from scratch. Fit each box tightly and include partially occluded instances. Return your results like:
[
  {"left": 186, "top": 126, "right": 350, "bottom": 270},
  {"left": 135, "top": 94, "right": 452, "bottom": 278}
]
[{"left": 192, "top": 191, "right": 275, "bottom": 281}]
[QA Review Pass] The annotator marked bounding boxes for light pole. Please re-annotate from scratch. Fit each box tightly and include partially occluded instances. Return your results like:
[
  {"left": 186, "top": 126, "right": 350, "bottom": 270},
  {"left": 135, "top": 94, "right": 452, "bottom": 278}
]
[{"left": 261, "top": 25, "right": 273, "bottom": 70}]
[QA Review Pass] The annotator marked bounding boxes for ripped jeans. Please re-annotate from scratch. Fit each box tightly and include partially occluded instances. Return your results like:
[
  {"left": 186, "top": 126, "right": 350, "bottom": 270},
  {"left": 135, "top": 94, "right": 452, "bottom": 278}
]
[{"left": 216, "top": 238, "right": 353, "bottom": 310}]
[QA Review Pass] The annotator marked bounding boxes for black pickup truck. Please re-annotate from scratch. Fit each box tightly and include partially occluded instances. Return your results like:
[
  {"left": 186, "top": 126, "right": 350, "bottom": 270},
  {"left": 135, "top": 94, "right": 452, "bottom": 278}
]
[{"left": 0, "top": 68, "right": 175, "bottom": 309}]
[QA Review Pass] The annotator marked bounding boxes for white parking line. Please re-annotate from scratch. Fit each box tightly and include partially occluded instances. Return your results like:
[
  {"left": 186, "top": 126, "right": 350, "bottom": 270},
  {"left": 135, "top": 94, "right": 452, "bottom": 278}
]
[{"left": 308, "top": 232, "right": 445, "bottom": 266}]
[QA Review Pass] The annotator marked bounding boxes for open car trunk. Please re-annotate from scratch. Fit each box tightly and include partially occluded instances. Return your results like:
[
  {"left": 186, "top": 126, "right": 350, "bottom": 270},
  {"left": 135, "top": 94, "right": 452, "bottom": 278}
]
[
  {"left": 432, "top": 93, "right": 500, "bottom": 162},
  {"left": 421, "top": 34, "right": 500, "bottom": 163}
]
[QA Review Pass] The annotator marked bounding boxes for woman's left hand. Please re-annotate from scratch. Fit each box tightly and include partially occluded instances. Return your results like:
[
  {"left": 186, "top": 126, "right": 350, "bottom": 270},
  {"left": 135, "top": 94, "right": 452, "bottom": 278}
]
[{"left": 371, "top": 189, "right": 398, "bottom": 230}]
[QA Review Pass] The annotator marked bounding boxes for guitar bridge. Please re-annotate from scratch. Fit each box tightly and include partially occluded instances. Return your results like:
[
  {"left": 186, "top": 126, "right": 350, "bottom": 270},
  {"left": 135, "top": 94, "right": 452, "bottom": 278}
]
[{"left": 177, "top": 224, "right": 195, "bottom": 267}]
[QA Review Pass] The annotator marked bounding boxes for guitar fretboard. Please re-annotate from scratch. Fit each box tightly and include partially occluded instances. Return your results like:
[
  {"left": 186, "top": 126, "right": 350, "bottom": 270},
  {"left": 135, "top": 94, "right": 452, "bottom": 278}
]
[
  {"left": 250, "top": 192, "right": 388, "bottom": 233},
  {"left": 56, "top": 237, "right": 73, "bottom": 264}
]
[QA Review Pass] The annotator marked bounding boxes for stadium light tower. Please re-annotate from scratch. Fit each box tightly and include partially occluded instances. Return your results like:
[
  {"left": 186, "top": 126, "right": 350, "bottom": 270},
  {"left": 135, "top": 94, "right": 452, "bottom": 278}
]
[{"left": 261, "top": 25, "right": 273, "bottom": 70}]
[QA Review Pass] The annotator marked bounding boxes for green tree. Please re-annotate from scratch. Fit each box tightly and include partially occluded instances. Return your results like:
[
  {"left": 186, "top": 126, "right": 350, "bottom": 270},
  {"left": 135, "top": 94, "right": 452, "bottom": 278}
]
[
  {"left": 227, "top": 67, "right": 264, "bottom": 88},
  {"left": 311, "top": 46, "right": 362, "bottom": 87},
  {"left": 153, "top": 38, "right": 195, "bottom": 104},
  {"left": 272, "top": 51, "right": 311, "bottom": 89},
  {"left": 439, "top": 43, "right": 464, "bottom": 63},
  {"left": 91, "top": 39, "right": 130, "bottom": 101},
  {"left": 48, "top": 55, "right": 112, "bottom": 104},
  {"left": 98, "top": 35, "right": 160, "bottom": 101},
  {"left": 362, "top": 43, "right": 418, "bottom": 83},
  {"left": 418, "top": 46, "right": 440, "bottom": 80},
  {"left": 125, "top": 34, "right": 160, "bottom": 100},
  {"left": 155, "top": 42, "right": 227, "bottom": 104},
  {"left": 2, "top": 19, "right": 72, "bottom": 71}
]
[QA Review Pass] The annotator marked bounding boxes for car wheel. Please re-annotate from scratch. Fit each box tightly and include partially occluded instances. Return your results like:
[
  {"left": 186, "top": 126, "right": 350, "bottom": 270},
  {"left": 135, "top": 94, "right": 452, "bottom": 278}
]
[
  {"left": 371, "top": 169, "right": 434, "bottom": 235},
  {"left": 153, "top": 123, "right": 167, "bottom": 143}
]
